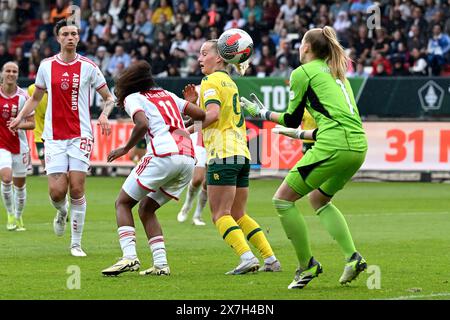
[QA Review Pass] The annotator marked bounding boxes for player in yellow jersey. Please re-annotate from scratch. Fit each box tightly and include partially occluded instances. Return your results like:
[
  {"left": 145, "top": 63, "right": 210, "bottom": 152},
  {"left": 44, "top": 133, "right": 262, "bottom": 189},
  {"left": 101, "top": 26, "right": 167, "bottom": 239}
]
[
  {"left": 183, "top": 39, "right": 281, "bottom": 274},
  {"left": 27, "top": 84, "right": 47, "bottom": 171}
]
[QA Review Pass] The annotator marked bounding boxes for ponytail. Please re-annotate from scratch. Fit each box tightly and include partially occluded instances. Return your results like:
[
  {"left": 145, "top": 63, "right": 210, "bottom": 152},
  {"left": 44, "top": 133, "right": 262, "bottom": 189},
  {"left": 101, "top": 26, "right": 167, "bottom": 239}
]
[{"left": 321, "top": 26, "right": 348, "bottom": 82}]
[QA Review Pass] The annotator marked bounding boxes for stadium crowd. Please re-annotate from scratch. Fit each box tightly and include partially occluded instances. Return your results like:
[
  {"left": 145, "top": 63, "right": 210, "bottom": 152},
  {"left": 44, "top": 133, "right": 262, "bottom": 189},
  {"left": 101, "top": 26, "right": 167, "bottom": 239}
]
[{"left": 0, "top": 0, "right": 449, "bottom": 81}]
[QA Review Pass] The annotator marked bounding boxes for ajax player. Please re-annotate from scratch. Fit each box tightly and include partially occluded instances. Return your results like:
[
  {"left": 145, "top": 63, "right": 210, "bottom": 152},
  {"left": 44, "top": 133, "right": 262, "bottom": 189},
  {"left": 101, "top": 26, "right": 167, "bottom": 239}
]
[
  {"left": 10, "top": 19, "right": 115, "bottom": 257},
  {"left": 101, "top": 61, "right": 205, "bottom": 276},
  {"left": 0, "top": 62, "right": 35, "bottom": 231}
]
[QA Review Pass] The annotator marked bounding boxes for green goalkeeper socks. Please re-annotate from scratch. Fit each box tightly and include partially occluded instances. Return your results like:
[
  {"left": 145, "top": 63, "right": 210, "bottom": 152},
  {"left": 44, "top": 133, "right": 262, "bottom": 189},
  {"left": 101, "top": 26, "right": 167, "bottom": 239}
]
[
  {"left": 317, "top": 202, "right": 356, "bottom": 260},
  {"left": 272, "top": 198, "right": 312, "bottom": 269}
]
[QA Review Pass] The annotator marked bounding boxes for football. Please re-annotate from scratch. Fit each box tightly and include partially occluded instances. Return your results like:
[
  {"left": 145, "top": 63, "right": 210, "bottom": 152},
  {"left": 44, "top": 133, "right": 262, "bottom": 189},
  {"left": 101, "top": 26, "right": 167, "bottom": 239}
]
[{"left": 217, "top": 28, "right": 254, "bottom": 64}]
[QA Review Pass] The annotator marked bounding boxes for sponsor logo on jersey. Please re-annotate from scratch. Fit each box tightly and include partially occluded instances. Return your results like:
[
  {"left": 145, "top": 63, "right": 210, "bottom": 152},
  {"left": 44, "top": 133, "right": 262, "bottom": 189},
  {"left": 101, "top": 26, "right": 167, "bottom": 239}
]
[
  {"left": 71, "top": 73, "right": 80, "bottom": 111},
  {"left": 203, "top": 89, "right": 216, "bottom": 98}
]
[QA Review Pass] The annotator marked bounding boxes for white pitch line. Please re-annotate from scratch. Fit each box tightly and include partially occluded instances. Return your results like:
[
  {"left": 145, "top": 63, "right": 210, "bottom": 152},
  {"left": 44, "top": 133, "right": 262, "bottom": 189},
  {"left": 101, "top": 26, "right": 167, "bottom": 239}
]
[{"left": 383, "top": 293, "right": 450, "bottom": 300}]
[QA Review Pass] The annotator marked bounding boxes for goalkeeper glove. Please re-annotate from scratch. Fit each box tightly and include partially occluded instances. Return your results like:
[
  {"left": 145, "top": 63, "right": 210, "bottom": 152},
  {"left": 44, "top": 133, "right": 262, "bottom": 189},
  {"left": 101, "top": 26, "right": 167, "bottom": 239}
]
[
  {"left": 272, "top": 125, "right": 302, "bottom": 139},
  {"left": 240, "top": 93, "right": 272, "bottom": 120}
]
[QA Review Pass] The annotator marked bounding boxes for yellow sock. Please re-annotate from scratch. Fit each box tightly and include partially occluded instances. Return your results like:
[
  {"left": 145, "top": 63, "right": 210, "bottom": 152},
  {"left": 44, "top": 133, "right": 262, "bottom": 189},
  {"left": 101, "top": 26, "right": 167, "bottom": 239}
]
[
  {"left": 216, "top": 215, "right": 250, "bottom": 256},
  {"left": 237, "top": 214, "right": 274, "bottom": 259}
]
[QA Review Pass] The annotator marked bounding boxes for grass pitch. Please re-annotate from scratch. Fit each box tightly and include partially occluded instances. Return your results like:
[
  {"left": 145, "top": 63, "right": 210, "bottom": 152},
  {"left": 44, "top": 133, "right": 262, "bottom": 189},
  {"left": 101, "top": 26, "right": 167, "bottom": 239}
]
[{"left": 1, "top": 176, "right": 449, "bottom": 300}]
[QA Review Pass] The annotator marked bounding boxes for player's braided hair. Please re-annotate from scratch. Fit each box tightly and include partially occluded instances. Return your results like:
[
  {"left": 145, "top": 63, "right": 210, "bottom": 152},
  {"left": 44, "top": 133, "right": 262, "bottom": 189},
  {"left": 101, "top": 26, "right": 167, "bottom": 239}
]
[
  {"left": 114, "top": 60, "right": 157, "bottom": 108},
  {"left": 304, "top": 26, "right": 348, "bottom": 82}
]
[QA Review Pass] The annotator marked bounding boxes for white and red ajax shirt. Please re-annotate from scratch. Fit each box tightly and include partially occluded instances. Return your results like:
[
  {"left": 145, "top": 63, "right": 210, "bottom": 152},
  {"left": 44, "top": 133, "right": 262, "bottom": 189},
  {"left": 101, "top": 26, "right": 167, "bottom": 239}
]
[
  {"left": 124, "top": 89, "right": 194, "bottom": 158},
  {"left": 35, "top": 54, "right": 107, "bottom": 140},
  {"left": 0, "top": 87, "right": 30, "bottom": 154}
]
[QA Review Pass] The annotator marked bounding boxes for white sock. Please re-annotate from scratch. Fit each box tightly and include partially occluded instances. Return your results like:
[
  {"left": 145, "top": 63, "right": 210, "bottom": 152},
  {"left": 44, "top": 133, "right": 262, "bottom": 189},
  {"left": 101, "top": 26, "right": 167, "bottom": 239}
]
[
  {"left": 182, "top": 183, "right": 200, "bottom": 213},
  {"left": 148, "top": 235, "right": 167, "bottom": 267},
  {"left": 241, "top": 250, "right": 255, "bottom": 261},
  {"left": 70, "top": 196, "right": 86, "bottom": 248},
  {"left": 118, "top": 226, "right": 137, "bottom": 259},
  {"left": 193, "top": 188, "right": 207, "bottom": 219},
  {"left": 50, "top": 196, "right": 68, "bottom": 217},
  {"left": 264, "top": 255, "right": 277, "bottom": 264},
  {"left": 13, "top": 185, "right": 26, "bottom": 219},
  {"left": 1, "top": 182, "right": 13, "bottom": 215}
]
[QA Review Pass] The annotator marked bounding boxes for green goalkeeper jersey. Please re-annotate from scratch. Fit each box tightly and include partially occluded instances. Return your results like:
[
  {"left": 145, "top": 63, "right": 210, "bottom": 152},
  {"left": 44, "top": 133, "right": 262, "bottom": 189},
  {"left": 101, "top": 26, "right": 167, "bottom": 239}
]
[{"left": 279, "top": 59, "right": 367, "bottom": 152}]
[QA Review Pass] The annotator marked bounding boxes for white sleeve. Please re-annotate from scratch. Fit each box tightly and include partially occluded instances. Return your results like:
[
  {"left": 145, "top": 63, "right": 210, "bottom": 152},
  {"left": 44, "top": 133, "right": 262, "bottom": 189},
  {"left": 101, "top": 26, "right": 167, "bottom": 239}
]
[
  {"left": 93, "top": 65, "right": 107, "bottom": 91},
  {"left": 35, "top": 63, "right": 47, "bottom": 90},
  {"left": 167, "top": 91, "right": 189, "bottom": 114},
  {"left": 124, "top": 94, "right": 145, "bottom": 120}
]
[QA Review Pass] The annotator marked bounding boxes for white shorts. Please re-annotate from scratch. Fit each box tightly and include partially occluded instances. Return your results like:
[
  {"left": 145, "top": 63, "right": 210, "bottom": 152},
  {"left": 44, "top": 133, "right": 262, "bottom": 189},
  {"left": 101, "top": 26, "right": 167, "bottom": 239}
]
[
  {"left": 191, "top": 132, "right": 207, "bottom": 168},
  {"left": 122, "top": 154, "right": 195, "bottom": 206},
  {"left": 0, "top": 148, "right": 29, "bottom": 178},
  {"left": 44, "top": 138, "right": 93, "bottom": 174}
]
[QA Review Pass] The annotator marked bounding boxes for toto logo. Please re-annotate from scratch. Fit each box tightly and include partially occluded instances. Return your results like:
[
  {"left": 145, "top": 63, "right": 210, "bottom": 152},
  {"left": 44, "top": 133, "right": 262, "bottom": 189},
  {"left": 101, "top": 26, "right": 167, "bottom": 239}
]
[{"left": 418, "top": 80, "right": 444, "bottom": 111}]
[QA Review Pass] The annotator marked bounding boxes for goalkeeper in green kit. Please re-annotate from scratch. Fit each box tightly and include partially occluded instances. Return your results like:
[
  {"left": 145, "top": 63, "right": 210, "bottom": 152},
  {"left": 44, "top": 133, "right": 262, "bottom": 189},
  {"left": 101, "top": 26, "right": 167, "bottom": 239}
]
[{"left": 241, "top": 26, "right": 368, "bottom": 289}]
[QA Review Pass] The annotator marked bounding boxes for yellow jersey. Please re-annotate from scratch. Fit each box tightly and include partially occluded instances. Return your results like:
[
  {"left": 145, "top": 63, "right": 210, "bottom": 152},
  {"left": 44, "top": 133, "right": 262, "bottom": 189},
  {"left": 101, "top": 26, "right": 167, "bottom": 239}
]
[
  {"left": 199, "top": 70, "right": 251, "bottom": 161},
  {"left": 301, "top": 109, "right": 317, "bottom": 144},
  {"left": 27, "top": 84, "right": 48, "bottom": 143}
]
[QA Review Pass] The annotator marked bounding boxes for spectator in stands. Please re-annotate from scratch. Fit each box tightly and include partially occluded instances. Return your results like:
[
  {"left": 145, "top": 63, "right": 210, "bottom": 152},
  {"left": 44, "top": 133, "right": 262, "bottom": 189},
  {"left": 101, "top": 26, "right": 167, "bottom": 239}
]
[
  {"left": 35, "top": 11, "right": 54, "bottom": 40},
  {"left": 107, "top": 45, "right": 131, "bottom": 76},
  {"left": 82, "top": 16, "right": 105, "bottom": 43},
  {"left": 186, "top": 58, "right": 202, "bottom": 77},
  {"left": 350, "top": 0, "right": 374, "bottom": 16},
  {"left": 13, "top": 47, "right": 29, "bottom": 77},
  {"left": 152, "top": 0, "right": 174, "bottom": 24},
  {"left": 92, "top": 0, "right": 109, "bottom": 24},
  {"left": 50, "top": 0, "right": 70, "bottom": 24},
  {"left": 427, "top": 24, "right": 450, "bottom": 76},
  {"left": 406, "top": 6, "right": 428, "bottom": 34},
  {"left": 123, "top": 14, "right": 136, "bottom": 34},
  {"left": 153, "top": 13, "right": 174, "bottom": 39},
  {"left": 134, "top": 0, "right": 153, "bottom": 22},
  {"left": 102, "top": 15, "right": 120, "bottom": 43},
  {"left": 32, "top": 30, "right": 52, "bottom": 58},
  {"left": 391, "top": 56, "right": 410, "bottom": 76},
  {"left": 154, "top": 31, "right": 171, "bottom": 57},
  {"left": 172, "top": 13, "right": 190, "bottom": 38},
  {"left": 28, "top": 47, "right": 42, "bottom": 71},
  {"left": 243, "top": 0, "right": 262, "bottom": 22},
  {"left": 0, "top": 43, "right": 13, "bottom": 70},
  {"left": 387, "top": 9, "right": 407, "bottom": 34},
  {"left": 187, "top": 26, "right": 206, "bottom": 58},
  {"left": 262, "top": 0, "right": 280, "bottom": 30},
  {"left": 190, "top": 0, "right": 206, "bottom": 26},
  {"left": 243, "top": 14, "right": 262, "bottom": 49},
  {"left": 297, "top": 0, "right": 314, "bottom": 26},
  {"left": 424, "top": 0, "right": 440, "bottom": 23},
  {"left": 371, "top": 52, "right": 392, "bottom": 76},
  {"left": 407, "top": 24, "right": 427, "bottom": 53},
  {"left": 133, "top": 11, "right": 154, "bottom": 44},
  {"left": 333, "top": 11, "right": 351, "bottom": 45},
  {"left": 176, "top": 1, "right": 191, "bottom": 24},
  {"left": 409, "top": 48, "right": 428, "bottom": 76},
  {"left": 93, "top": 46, "right": 111, "bottom": 76},
  {"left": 270, "top": 56, "right": 293, "bottom": 78},
  {"left": 224, "top": 8, "right": 246, "bottom": 31},
  {"left": 150, "top": 48, "right": 169, "bottom": 77},
  {"left": 373, "top": 28, "right": 390, "bottom": 56},
  {"left": 170, "top": 31, "right": 189, "bottom": 57},
  {"left": 27, "top": 62, "right": 37, "bottom": 79},
  {"left": 277, "top": 0, "right": 298, "bottom": 25},
  {"left": 108, "top": 0, "right": 126, "bottom": 29},
  {"left": 330, "top": 0, "right": 350, "bottom": 21},
  {"left": 259, "top": 44, "right": 277, "bottom": 74},
  {"left": 348, "top": 60, "right": 369, "bottom": 78},
  {"left": 350, "top": 25, "right": 373, "bottom": 63},
  {"left": 136, "top": 44, "right": 152, "bottom": 64},
  {"left": 80, "top": 0, "right": 93, "bottom": 25},
  {"left": 0, "top": 0, "right": 16, "bottom": 43}
]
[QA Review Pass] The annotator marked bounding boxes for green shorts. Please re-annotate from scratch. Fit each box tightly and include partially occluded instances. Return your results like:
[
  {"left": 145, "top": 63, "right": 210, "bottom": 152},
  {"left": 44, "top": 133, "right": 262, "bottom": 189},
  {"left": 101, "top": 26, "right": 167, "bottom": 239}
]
[
  {"left": 35, "top": 142, "right": 45, "bottom": 160},
  {"left": 285, "top": 148, "right": 367, "bottom": 197},
  {"left": 207, "top": 156, "right": 250, "bottom": 187}
]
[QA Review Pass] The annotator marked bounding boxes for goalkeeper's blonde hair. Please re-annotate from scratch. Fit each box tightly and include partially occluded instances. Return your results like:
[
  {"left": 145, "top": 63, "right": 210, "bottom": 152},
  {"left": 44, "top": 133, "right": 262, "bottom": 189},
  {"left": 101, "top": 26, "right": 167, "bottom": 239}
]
[{"left": 207, "top": 39, "right": 249, "bottom": 76}]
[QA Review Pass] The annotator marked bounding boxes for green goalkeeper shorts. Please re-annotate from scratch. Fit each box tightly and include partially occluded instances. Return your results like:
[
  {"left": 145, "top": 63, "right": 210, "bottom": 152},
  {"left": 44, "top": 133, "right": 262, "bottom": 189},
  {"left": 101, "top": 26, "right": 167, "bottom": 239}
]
[{"left": 285, "top": 148, "right": 367, "bottom": 197}]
